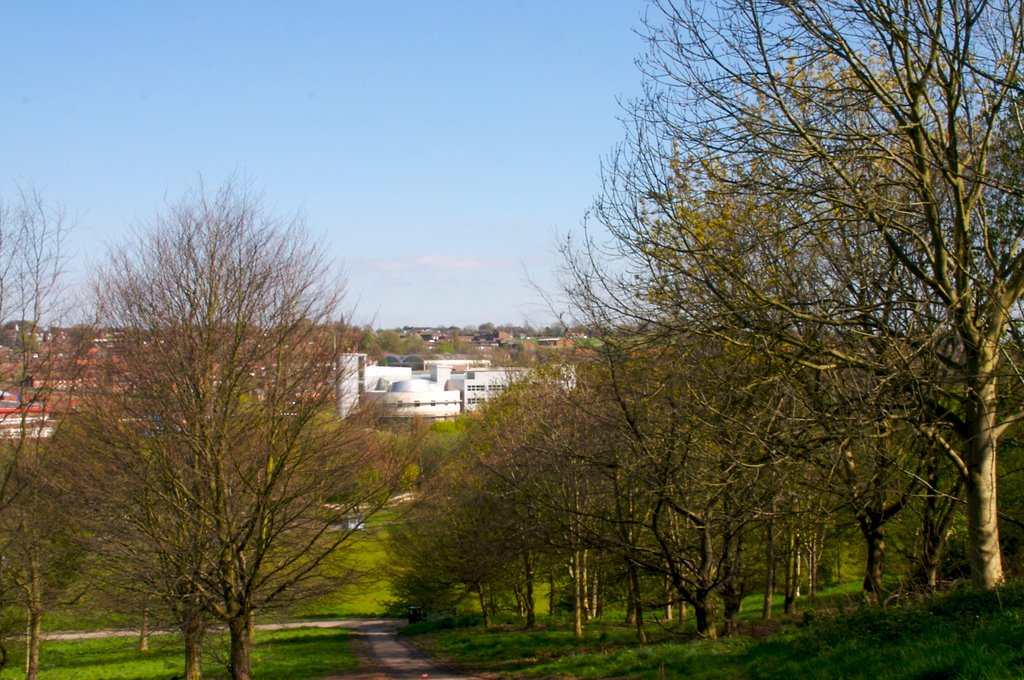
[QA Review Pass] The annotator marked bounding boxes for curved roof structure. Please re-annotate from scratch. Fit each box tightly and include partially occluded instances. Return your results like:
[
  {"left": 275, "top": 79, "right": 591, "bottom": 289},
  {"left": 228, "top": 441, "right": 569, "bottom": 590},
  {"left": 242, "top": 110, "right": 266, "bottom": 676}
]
[{"left": 389, "top": 378, "right": 441, "bottom": 393}]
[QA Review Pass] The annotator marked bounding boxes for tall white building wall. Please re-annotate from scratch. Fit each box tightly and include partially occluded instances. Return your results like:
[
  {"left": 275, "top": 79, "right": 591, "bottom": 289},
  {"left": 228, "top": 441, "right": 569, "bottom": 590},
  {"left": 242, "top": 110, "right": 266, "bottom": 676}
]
[{"left": 337, "top": 353, "right": 366, "bottom": 418}]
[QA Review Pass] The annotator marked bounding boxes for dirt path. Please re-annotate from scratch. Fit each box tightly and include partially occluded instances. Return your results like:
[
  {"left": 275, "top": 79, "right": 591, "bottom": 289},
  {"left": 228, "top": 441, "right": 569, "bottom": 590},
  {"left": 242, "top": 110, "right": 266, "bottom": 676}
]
[{"left": 324, "top": 618, "right": 474, "bottom": 680}]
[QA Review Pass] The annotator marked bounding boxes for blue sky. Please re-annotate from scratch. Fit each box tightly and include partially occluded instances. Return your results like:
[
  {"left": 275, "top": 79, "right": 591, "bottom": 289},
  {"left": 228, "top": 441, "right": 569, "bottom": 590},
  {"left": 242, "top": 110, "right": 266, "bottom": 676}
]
[{"left": 2, "top": 1, "right": 648, "bottom": 329}]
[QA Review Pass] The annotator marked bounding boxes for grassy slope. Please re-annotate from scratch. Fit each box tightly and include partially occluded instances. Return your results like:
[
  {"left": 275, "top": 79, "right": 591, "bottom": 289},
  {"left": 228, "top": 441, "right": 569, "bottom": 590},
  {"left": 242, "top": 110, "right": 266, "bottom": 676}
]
[
  {"left": 407, "top": 583, "right": 1024, "bottom": 679},
  {"left": 36, "top": 511, "right": 397, "bottom": 631},
  {"left": 288, "top": 512, "right": 397, "bottom": 619}
]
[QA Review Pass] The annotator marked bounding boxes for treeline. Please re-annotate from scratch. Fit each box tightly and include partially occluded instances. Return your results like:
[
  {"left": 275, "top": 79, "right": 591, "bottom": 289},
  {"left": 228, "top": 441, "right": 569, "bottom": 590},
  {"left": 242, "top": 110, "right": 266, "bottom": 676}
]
[
  {"left": 391, "top": 337, "right": 1024, "bottom": 641},
  {"left": 388, "top": 0, "right": 1024, "bottom": 641}
]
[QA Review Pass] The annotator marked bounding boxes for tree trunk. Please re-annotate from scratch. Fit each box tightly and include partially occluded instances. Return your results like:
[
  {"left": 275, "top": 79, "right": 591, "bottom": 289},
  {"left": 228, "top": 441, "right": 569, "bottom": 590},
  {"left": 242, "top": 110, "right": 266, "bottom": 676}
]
[
  {"left": 783, "top": 529, "right": 799, "bottom": 614},
  {"left": 571, "top": 551, "right": 583, "bottom": 641},
  {"left": 183, "top": 626, "right": 204, "bottom": 680},
  {"left": 523, "top": 552, "right": 535, "bottom": 628},
  {"left": 25, "top": 609, "right": 41, "bottom": 680},
  {"left": 693, "top": 591, "right": 716, "bottom": 639},
  {"left": 664, "top": 572, "right": 674, "bottom": 622},
  {"left": 965, "top": 377, "right": 1004, "bottom": 590},
  {"left": 625, "top": 570, "right": 637, "bottom": 626},
  {"left": 721, "top": 584, "right": 742, "bottom": 637},
  {"left": 794, "top": 545, "right": 802, "bottom": 598},
  {"left": 246, "top": 608, "right": 255, "bottom": 646},
  {"left": 696, "top": 520, "right": 717, "bottom": 635},
  {"left": 807, "top": 531, "right": 822, "bottom": 602},
  {"left": 139, "top": 607, "right": 150, "bottom": 652},
  {"left": 858, "top": 514, "right": 885, "bottom": 604},
  {"left": 229, "top": 615, "right": 252, "bottom": 680},
  {"left": 514, "top": 580, "right": 526, "bottom": 618},
  {"left": 762, "top": 519, "right": 775, "bottom": 620},
  {"left": 477, "top": 584, "right": 490, "bottom": 629},
  {"left": 627, "top": 561, "right": 647, "bottom": 644},
  {"left": 548, "top": 568, "right": 556, "bottom": 616},
  {"left": 0, "top": 572, "right": 7, "bottom": 676},
  {"left": 24, "top": 559, "right": 42, "bottom": 680},
  {"left": 721, "top": 530, "right": 744, "bottom": 636},
  {"left": 581, "top": 550, "right": 592, "bottom": 622},
  {"left": 916, "top": 470, "right": 960, "bottom": 591}
]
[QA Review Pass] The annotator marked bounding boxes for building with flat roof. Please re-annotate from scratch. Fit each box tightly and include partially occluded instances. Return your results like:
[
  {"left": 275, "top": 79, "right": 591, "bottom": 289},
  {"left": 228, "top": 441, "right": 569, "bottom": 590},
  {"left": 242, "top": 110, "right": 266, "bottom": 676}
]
[
  {"left": 446, "top": 367, "right": 530, "bottom": 412},
  {"left": 337, "top": 354, "right": 526, "bottom": 420}
]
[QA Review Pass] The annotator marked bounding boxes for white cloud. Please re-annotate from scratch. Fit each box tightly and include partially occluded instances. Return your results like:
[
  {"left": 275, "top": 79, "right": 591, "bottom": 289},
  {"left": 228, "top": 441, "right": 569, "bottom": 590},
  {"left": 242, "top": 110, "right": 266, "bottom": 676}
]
[{"left": 362, "top": 254, "right": 517, "bottom": 273}]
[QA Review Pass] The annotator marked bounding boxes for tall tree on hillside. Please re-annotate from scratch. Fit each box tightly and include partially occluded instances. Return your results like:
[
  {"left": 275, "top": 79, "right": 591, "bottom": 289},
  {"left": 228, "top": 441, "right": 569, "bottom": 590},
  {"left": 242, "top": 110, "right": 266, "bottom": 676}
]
[
  {"left": 590, "top": 341, "right": 776, "bottom": 638},
  {"left": 468, "top": 367, "right": 614, "bottom": 640},
  {"left": 574, "top": 0, "right": 1024, "bottom": 591},
  {"left": 68, "top": 180, "right": 403, "bottom": 680}
]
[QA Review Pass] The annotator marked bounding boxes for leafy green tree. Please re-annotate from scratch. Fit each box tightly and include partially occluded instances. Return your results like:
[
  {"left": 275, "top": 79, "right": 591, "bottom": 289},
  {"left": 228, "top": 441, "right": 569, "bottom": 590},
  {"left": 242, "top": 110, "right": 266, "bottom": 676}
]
[
  {"left": 375, "top": 329, "right": 404, "bottom": 354},
  {"left": 388, "top": 456, "right": 523, "bottom": 627},
  {"left": 3, "top": 448, "right": 83, "bottom": 680},
  {"left": 575, "top": 0, "right": 1024, "bottom": 591},
  {"left": 399, "top": 333, "right": 427, "bottom": 355}
]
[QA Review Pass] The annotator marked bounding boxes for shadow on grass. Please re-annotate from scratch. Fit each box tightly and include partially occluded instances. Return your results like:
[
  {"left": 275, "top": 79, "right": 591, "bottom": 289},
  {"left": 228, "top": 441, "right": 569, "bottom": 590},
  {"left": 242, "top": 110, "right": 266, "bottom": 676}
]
[{"left": 29, "top": 627, "right": 357, "bottom": 680}]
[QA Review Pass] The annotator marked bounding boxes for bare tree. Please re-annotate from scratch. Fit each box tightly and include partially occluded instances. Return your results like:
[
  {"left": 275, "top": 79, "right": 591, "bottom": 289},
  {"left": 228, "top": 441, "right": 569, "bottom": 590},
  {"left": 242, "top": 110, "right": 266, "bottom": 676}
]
[
  {"left": 0, "top": 184, "right": 70, "bottom": 510},
  {"left": 67, "top": 179, "right": 403, "bottom": 680},
  {"left": 0, "top": 184, "right": 74, "bottom": 680},
  {"left": 462, "top": 366, "right": 614, "bottom": 640}
]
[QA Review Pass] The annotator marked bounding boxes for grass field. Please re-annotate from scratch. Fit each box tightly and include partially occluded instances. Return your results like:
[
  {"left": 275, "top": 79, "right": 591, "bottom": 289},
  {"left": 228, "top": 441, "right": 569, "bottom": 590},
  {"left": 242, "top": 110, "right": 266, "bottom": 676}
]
[
  {"left": 3, "top": 513, "right": 396, "bottom": 679},
  {"left": 288, "top": 512, "right": 398, "bottom": 620},
  {"left": 1, "top": 627, "right": 357, "bottom": 680}
]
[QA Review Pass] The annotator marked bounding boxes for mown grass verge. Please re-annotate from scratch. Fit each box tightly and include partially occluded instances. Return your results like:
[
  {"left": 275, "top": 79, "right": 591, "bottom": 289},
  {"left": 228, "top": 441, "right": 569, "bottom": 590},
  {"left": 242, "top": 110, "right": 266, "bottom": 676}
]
[
  {"left": 287, "top": 512, "right": 397, "bottom": 620},
  {"left": 405, "top": 583, "right": 1024, "bottom": 679},
  {"left": 2, "top": 627, "right": 357, "bottom": 679}
]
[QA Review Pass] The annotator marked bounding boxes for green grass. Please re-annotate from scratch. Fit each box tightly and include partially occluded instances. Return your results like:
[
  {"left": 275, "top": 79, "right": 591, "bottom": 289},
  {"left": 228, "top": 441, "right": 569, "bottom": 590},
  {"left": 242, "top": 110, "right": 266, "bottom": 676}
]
[
  {"left": 405, "top": 582, "right": 1024, "bottom": 679},
  {"left": 32, "top": 512, "right": 397, "bottom": 632},
  {"left": 288, "top": 515, "right": 396, "bottom": 619},
  {"left": 38, "top": 605, "right": 138, "bottom": 634},
  {"left": 0, "top": 514, "right": 394, "bottom": 679},
  {"left": 4, "top": 627, "right": 357, "bottom": 680}
]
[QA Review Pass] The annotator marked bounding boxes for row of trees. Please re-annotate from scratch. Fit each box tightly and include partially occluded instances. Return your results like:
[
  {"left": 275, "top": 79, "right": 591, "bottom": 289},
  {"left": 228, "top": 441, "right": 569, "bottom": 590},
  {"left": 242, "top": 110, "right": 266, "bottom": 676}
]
[
  {"left": 391, "top": 341, "right": 993, "bottom": 639},
  {"left": 0, "top": 181, "right": 404, "bottom": 680},
  {"left": 578, "top": 0, "right": 1024, "bottom": 593},
  {"left": 389, "top": 0, "right": 1024, "bottom": 640}
]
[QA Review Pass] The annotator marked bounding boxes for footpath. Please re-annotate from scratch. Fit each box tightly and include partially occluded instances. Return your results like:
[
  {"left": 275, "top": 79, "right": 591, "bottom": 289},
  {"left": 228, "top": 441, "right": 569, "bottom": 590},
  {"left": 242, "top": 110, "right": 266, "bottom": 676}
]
[{"left": 326, "top": 618, "right": 474, "bottom": 680}]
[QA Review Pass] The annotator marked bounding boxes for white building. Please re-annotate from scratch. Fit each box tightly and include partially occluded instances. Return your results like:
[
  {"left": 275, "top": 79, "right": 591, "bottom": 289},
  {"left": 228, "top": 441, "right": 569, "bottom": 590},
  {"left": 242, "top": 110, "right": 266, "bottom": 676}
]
[
  {"left": 360, "top": 364, "right": 462, "bottom": 420},
  {"left": 337, "top": 354, "right": 527, "bottom": 420},
  {"left": 447, "top": 367, "right": 530, "bottom": 412}
]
